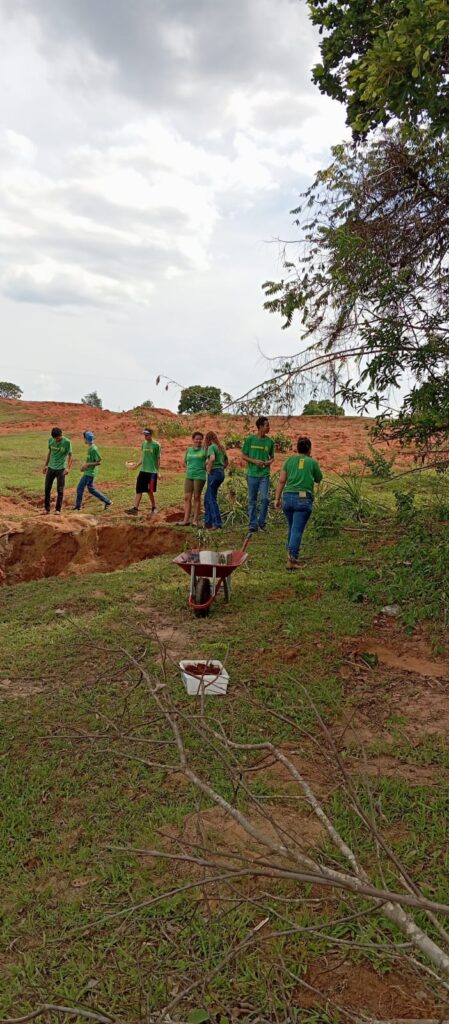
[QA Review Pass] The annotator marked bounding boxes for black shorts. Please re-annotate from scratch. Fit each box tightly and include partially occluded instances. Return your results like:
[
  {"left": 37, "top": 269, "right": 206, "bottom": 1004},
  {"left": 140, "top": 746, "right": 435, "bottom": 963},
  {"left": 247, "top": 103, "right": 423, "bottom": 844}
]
[{"left": 136, "top": 471, "right": 158, "bottom": 494}]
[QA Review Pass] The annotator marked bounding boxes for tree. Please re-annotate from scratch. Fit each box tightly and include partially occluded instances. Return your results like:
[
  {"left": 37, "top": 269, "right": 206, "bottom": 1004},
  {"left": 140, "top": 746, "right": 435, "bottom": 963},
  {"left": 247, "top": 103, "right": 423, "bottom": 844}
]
[
  {"left": 303, "top": 399, "right": 345, "bottom": 416},
  {"left": 81, "top": 391, "right": 102, "bottom": 409},
  {"left": 0, "top": 381, "right": 22, "bottom": 400},
  {"left": 141, "top": 399, "right": 154, "bottom": 409},
  {"left": 234, "top": 126, "right": 449, "bottom": 457},
  {"left": 178, "top": 385, "right": 222, "bottom": 415},
  {"left": 309, "top": 0, "right": 449, "bottom": 137}
]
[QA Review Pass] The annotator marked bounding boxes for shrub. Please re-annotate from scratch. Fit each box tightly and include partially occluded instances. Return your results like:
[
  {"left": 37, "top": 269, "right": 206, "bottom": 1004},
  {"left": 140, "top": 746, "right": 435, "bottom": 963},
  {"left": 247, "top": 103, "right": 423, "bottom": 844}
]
[
  {"left": 272, "top": 432, "right": 292, "bottom": 453},
  {"left": 359, "top": 443, "right": 396, "bottom": 479},
  {"left": 303, "top": 399, "right": 345, "bottom": 416},
  {"left": 224, "top": 433, "right": 244, "bottom": 449}
]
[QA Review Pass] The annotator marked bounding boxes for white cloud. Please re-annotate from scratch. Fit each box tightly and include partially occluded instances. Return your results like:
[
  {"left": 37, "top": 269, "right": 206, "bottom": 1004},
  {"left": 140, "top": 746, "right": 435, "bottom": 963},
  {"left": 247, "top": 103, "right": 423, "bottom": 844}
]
[{"left": 0, "top": 0, "right": 348, "bottom": 407}]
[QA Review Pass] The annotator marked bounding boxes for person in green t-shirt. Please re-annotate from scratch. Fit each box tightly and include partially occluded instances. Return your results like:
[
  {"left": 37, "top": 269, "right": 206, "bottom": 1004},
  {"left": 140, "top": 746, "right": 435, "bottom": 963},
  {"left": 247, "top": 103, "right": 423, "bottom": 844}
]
[
  {"left": 42, "top": 426, "right": 73, "bottom": 514},
  {"left": 125, "top": 427, "right": 161, "bottom": 516},
  {"left": 242, "top": 416, "right": 275, "bottom": 533},
  {"left": 275, "top": 436, "right": 323, "bottom": 570},
  {"left": 182, "top": 431, "right": 207, "bottom": 526},
  {"left": 74, "top": 431, "right": 112, "bottom": 512},
  {"left": 204, "top": 430, "right": 228, "bottom": 529}
]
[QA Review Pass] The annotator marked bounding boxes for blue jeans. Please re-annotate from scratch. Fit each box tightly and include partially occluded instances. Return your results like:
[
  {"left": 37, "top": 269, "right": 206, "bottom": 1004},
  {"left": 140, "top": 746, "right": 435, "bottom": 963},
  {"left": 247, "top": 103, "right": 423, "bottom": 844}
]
[
  {"left": 282, "top": 493, "right": 313, "bottom": 560},
  {"left": 76, "top": 475, "right": 111, "bottom": 509},
  {"left": 247, "top": 475, "right": 270, "bottom": 531},
  {"left": 204, "top": 468, "right": 224, "bottom": 527}
]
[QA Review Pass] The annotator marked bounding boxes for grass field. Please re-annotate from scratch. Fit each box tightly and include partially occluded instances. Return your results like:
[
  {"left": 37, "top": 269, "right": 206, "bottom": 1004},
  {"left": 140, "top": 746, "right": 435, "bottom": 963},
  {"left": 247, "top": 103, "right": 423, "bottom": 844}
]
[{"left": 1, "top": 428, "right": 449, "bottom": 1021}]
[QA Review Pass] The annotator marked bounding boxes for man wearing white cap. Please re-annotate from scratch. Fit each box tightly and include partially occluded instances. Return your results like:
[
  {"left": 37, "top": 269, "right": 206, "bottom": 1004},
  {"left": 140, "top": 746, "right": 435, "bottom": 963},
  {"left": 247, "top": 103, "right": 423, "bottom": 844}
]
[
  {"left": 74, "top": 431, "right": 112, "bottom": 511},
  {"left": 125, "top": 427, "right": 161, "bottom": 516}
]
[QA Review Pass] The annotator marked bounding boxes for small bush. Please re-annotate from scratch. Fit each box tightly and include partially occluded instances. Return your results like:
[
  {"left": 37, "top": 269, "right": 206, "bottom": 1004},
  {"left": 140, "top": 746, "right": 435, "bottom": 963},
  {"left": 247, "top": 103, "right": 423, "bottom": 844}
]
[
  {"left": 157, "top": 420, "right": 190, "bottom": 439},
  {"left": 359, "top": 443, "right": 396, "bottom": 479},
  {"left": 273, "top": 432, "right": 292, "bottom": 453},
  {"left": 394, "top": 490, "right": 415, "bottom": 524},
  {"left": 224, "top": 433, "right": 244, "bottom": 449}
]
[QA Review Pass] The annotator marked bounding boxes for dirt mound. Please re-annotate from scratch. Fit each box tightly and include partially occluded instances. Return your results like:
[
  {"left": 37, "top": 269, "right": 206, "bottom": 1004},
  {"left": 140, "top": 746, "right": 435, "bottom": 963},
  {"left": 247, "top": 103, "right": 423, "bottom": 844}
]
[
  {"left": 0, "top": 516, "right": 185, "bottom": 584},
  {"left": 295, "top": 956, "right": 440, "bottom": 1015},
  {"left": 0, "top": 398, "right": 409, "bottom": 473}
]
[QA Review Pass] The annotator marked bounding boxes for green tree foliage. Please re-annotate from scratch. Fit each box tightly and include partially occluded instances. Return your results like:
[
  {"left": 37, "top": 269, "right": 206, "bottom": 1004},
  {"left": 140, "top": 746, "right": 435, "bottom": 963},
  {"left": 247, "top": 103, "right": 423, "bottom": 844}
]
[
  {"left": 262, "top": 126, "right": 449, "bottom": 456},
  {"left": 178, "top": 385, "right": 222, "bottom": 415},
  {"left": 303, "top": 399, "right": 345, "bottom": 416},
  {"left": 309, "top": 0, "right": 449, "bottom": 136},
  {"left": 0, "top": 382, "right": 22, "bottom": 399},
  {"left": 141, "top": 399, "right": 154, "bottom": 408},
  {"left": 81, "top": 390, "right": 103, "bottom": 409}
]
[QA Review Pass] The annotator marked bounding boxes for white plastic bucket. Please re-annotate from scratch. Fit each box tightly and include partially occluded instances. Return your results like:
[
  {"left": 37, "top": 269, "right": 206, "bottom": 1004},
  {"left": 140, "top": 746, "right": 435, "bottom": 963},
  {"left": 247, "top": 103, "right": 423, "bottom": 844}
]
[{"left": 179, "top": 659, "right": 229, "bottom": 696}]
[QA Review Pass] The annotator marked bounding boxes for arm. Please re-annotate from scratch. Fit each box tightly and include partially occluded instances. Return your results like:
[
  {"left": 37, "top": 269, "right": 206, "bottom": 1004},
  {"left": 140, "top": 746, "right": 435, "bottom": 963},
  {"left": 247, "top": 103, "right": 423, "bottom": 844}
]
[
  {"left": 206, "top": 449, "right": 215, "bottom": 474},
  {"left": 81, "top": 458, "right": 101, "bottom": 471},
  {"left": 43, "top": 446, "right": 50, "bottom": 474},
  {"left": 242, "top": 453, "right": 266, "bottom": 467},
  {"left": 274, "top": 469, "right": 287, "bottom": 508},
  {"left": 66, "top": 452, "right": 74, "bottom": 473}
]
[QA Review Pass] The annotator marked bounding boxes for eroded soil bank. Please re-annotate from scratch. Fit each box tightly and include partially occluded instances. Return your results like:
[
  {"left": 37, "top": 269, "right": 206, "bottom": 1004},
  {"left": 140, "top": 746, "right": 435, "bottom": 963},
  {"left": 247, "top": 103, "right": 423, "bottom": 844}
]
[{"left": 0, "top": 516, "right": 186, "bottom": 584}]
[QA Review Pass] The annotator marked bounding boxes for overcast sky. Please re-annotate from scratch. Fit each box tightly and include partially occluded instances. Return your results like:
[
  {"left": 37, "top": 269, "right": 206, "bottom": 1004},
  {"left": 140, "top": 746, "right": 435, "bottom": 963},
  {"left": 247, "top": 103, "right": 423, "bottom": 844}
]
[{"left": 0, "top": 0, "right": 347, "bottom": 411}]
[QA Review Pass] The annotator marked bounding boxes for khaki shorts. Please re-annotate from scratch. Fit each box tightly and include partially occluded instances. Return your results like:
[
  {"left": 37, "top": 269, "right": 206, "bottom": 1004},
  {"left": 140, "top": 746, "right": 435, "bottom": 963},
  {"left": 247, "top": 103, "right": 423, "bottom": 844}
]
[{"left": 185, "top": 477, "right": 205, "bottom": 497}]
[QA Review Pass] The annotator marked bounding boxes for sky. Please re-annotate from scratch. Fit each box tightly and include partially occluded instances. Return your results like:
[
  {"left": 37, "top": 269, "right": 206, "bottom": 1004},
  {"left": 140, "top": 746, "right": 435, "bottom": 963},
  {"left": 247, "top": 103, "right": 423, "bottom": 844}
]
[{"left": 0, "top": 0, "right": 348, "bottom": 412}]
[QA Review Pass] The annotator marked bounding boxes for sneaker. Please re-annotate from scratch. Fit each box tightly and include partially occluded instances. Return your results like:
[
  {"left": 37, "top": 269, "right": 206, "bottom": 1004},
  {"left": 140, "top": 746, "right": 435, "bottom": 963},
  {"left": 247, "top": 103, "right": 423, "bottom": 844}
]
[
  {"left": 125, "top": 507, "right": 138, "bottom": 516},
  {"left": 150, "top": 507, "right": 158, "bottom": 515},
  {"left": 259, "top": 524, "right": 266, "bottom": 532},
  {"left": 72, "top": 506, "right": 81, "bottom": 512},
  {"left": 104, "top": 500, "right": 113, "bottom": 510},
  {"left": 249, "top": 526, "right": 258, "bottom": 534},
  {"left": 54, "top": 510, "right": 62, "bottom": 515}
]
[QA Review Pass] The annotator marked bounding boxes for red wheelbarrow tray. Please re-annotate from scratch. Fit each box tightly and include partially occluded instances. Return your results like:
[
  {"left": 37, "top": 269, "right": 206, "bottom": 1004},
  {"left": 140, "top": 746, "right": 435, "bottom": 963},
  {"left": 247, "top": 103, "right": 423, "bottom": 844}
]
[{"left": 173, "top": 549, "right": 248, "bottom": 579}]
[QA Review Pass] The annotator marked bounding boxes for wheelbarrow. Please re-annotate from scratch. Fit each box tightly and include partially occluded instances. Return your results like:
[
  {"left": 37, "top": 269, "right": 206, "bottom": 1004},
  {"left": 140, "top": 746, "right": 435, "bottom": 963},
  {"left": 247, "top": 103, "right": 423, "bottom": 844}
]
[{"left": 173, "top": 546, "right": 248, "bottom": 617}]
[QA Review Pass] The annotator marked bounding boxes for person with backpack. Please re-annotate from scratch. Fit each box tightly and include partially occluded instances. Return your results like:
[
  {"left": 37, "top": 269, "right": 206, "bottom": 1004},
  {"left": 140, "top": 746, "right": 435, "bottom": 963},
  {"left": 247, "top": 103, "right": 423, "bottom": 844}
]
[
  {"left": 73, "top": 431, "right": 112, "bottom": 511},
  {"left": 275, "top": 436, "right": 322, "bottom": 570},
  {"left": 204, "top": 430, "right": 228, "bottom": 530}
]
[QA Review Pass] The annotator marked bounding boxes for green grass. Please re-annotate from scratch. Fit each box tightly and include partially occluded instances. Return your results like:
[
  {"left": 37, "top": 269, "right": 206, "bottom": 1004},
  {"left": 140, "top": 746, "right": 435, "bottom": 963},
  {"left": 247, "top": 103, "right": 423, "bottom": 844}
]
[{"left": 1, "top": 436, "right": 449, "bottom": 1019}]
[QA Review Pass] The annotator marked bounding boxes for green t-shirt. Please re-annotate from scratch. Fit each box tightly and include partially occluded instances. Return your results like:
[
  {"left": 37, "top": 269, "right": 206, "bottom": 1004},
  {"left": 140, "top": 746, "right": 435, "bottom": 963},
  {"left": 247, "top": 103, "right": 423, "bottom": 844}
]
[
  {"left": 185, "top": 446, "right": 207, "bottom": 481},
  {"left": 47, "top": 436, "right": 72, "bottom": 470},
  {"left": 283, "top": 454, "right": 322, "bottom": 493},
  {"left": 141, "top": 440, "right": 161, "bottom": 474},
  {"left": 207, "top": 443, "right": 226, "bottom": 469},
  {"left": 242, "top": 434, "right": 275, "bottom": 478},
  {"left": 84, "top": 444, "right": 101, "bottom": 479}
]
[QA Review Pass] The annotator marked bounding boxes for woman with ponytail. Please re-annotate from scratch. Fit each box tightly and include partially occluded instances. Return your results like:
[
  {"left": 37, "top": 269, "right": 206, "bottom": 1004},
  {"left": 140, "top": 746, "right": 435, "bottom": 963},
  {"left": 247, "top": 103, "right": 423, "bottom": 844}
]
[{"left": 204, "top": 430, "right": 228, "bottom": 529}]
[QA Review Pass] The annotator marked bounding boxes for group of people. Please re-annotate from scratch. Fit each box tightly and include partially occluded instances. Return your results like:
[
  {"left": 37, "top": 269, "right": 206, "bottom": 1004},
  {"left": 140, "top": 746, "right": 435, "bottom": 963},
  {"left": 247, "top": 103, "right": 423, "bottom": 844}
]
[{"left": 43, "top": 416, "right": 322, "bottom": 568}]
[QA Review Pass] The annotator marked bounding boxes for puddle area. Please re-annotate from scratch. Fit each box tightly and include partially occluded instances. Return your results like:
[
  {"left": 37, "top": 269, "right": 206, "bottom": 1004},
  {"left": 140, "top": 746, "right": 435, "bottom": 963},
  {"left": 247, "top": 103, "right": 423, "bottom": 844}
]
[{"left": 0, "top": 515, "right": 186, "bottom": 584}]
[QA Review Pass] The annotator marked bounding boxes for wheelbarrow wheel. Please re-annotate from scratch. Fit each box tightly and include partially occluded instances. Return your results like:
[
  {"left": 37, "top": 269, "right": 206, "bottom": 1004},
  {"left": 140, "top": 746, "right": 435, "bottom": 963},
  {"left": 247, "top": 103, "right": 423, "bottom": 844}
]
[
  {"left": 193, "top": 577, "right": 211, "bottom": 617},
  {"left": 223, "top": 576, "right": 232, "bottom": 603}
]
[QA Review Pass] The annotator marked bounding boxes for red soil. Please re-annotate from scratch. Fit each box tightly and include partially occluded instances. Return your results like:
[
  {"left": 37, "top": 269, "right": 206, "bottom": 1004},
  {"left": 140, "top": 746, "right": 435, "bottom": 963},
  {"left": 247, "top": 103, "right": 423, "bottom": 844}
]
[{"left": 0, "top": 399, "right": 404, "bottom": 474}]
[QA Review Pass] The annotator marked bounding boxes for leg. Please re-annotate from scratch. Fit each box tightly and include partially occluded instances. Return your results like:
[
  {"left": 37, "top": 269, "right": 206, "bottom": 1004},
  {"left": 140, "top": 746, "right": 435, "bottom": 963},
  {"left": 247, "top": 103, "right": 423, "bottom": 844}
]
[
  {"left": 258, "top": 476, "right": 270, "bottom": 529},
  {"left": 204, "top": 476, "right": 213, "bottom": 528},
  {"left": 193, "top": 479, "right": 205, "bottom": 526},
  {"left": 288, "top": 502, "right": 312, "bottom": 561},
  {"left": 183, "top": 479, "right": 193, "bottom": 524},
  {"left": 86, "top": 479, "right": 111, "bottom": 505},
  {"left": 75, "top": 475, "right": 89, "bottom": 510},
  {"left": 44, "top": 468, "right": 56, "bottom": 512},
  {"left": 282, "top": 497, "right": 294, "bottom": 553},
  {"left": 148, "top": 474, "right": 158, "bottom": 511},
  {"left": 209, "top": 469, "right": 224, "bottom": 528},
  {"left": 247, "top": 476, "right": 260, "bottom": 532},
  {"left": 55, "top": 470, "right": 66, "bottom": 512}
]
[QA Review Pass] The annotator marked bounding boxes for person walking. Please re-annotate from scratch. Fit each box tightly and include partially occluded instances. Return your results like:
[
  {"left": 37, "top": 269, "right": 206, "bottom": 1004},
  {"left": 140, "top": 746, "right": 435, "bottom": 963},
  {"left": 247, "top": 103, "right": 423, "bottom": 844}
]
[
  {"left": 242, "top": 416, "right": 275, "bottom": 533},
  {"left": 43, "top": 427, "right": 73, "bottom": 514},
  {"left": 74, "top": 431, "right": 112, "bottom": 512},
  {"left": 182, "top": 431, "right": 207, "bottom": 526},
  {"left": 275, "top": 436, "right": 322, "bottom": 570},
  {"left": 204, "top": 430, "right": 227, "bottom": 530},
  {"left": 125, "top": 427, "right": 161, "bottom": 516}
]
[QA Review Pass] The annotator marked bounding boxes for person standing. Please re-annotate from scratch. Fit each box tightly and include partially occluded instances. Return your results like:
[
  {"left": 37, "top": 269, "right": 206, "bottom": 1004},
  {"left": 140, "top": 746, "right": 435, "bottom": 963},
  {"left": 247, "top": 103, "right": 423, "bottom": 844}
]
[
  {"left": 242, "top": 416, "right": 275, "bottom": 533},
  {"left": 125, "top": 427, "right": 161, "bottom": 516},
  {"left": 182, "top": 431, "right": 207, "bottom": 526},
  {"left": 275, "top": 436, "right": 322, "bottom": 571},
  {"left": 204, "top": 430, "right": 227, "bottom": 530},
  {"left": 43, "top": 427, "right": 73, "bottom": 515},
  {"left": 74, "top": 431, "right": 112, "bottom": 512}
]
